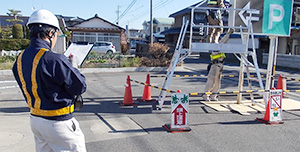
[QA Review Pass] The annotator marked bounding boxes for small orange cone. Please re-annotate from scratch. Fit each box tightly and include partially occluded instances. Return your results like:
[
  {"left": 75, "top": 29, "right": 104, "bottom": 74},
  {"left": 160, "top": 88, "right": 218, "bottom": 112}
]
[
  {"left": 121, "top": 75, "right": 137, "bottom": 106},
  {"left": 276, "top": 74, "right": 287, "bottom": 98},
  {"left": 137, "top": 74, "right": 157, "bottom": 102},
  {"left": 263, "top": 100, "right": 271, "bottom": 122}
]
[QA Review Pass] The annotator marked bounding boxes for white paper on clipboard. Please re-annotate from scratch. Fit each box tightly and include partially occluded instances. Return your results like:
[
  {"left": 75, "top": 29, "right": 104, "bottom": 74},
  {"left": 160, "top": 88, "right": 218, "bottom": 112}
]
[{"left": 64, "top": 43, "right": 94, "bottom": 66}]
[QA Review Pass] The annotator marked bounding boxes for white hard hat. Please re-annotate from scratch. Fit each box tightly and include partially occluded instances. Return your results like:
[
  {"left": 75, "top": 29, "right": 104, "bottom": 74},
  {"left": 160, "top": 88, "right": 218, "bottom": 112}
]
[{"left": 27, "top": 9, "right": 60, "bottom": 30}]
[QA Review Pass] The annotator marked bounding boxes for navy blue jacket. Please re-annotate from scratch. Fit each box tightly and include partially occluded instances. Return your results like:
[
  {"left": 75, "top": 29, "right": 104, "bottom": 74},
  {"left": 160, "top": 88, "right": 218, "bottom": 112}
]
[{"left": 12, "top": 38, "right": 86, "bottom": 121}]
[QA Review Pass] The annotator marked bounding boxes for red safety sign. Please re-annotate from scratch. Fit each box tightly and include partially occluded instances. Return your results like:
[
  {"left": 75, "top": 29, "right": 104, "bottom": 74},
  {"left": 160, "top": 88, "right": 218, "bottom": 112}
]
[
  {"left": 269, "top": 90, "right": 282, "bottom": 122},
  {"left": 171, "top": 93, "right": 189, "bottom": 129}
]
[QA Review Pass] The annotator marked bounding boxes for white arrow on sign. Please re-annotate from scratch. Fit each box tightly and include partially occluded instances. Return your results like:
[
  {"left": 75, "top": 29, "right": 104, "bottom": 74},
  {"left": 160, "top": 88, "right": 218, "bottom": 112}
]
[{"left": 238, "top": 2, "right": 260, "bottom": 26}]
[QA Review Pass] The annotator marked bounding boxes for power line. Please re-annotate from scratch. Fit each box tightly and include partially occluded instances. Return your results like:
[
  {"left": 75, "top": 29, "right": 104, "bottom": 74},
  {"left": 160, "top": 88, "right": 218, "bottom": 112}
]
[
  {"left": 115, "top": 0, "right": 137, "bottom": 24},
  {"left": 127, "top": 0, "right": 173, "bottom": 22}
]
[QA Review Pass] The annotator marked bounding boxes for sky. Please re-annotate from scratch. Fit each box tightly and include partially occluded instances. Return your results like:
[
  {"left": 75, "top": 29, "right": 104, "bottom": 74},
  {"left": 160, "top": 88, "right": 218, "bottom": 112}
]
[{"left": 1, "top": 0, "right": 200, "bottom": 29}]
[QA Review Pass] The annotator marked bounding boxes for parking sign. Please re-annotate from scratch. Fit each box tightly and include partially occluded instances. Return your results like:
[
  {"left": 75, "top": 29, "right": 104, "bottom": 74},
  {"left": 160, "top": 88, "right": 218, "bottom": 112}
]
[{"left": 262, "top": 0, "right": 293, "bottom": 36}]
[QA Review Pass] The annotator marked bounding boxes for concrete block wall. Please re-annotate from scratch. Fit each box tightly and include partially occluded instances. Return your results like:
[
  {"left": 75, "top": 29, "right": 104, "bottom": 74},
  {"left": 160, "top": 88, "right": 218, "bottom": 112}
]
[{"left": 263, "top": 53, "right": 300, "bottom": 69}]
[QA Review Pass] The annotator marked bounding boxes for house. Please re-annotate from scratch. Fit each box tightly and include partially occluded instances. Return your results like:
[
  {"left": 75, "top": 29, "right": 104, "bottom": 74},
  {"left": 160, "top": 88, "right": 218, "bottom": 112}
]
[
  {"left": 128, "top": 28, "right": 145, "bottom": 40},
  {"left": 142, "top": 17, "right": 174, "bottom": 42},
  {"left": 160, "top": 1, "right": 209, "bottom": 51},
  {"left": 56, "top": 15, "right": 85, "bottom": 31},
  {"left": 67, "top": 14, "right": 126, "bottom": 52},
  {"left": 0, "top": 15, "right": 29, "bottom": 28}
]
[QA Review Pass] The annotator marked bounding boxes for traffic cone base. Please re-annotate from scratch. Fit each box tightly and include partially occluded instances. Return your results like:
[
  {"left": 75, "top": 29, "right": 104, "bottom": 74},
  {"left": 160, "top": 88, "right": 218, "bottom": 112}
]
[
  {"left": 163, "top": 124, "right": 191, "bottom": 133},
  {"left": 120, "top": 102, "right": 138, "bottom": 106},
  {"left": 255, "top": 118, "right": 284, "bottom": 125},
  {"left": 137, "top": 97, "right": 157, "bottom": 102}
]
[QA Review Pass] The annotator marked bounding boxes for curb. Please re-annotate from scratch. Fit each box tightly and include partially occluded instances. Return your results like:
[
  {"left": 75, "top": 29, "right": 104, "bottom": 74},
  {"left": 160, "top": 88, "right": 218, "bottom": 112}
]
[
  {"left": 0, "top": 66, "right": 186, "bottom": 76},
  {"left": 0, "top": 70, "right": 12, "bottom": 76}
]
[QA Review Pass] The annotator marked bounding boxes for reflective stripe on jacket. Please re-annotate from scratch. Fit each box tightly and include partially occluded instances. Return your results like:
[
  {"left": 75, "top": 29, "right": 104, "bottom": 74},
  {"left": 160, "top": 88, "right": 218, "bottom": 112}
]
[
  {"left": 208, "top": 0, "right": 218, "bottom": 5},
  {"left": 210, "top": 53, "right": 226, "bottom": 60},
  {"left": 12, "top": 38, "right": 86, "bottom": 121}
]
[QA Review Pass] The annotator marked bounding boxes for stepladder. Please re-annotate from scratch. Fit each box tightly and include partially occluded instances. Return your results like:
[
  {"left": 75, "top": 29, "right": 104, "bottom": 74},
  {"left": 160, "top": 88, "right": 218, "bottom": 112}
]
[{"left": 157, "top": 3, "right": 267, "bottom": 110}]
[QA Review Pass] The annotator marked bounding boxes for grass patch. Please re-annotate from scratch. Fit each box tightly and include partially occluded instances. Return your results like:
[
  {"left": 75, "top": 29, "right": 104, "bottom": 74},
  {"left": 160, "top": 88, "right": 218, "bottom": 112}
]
[{"left": 0, "top": 56, "right": 17, "bottom": 70}]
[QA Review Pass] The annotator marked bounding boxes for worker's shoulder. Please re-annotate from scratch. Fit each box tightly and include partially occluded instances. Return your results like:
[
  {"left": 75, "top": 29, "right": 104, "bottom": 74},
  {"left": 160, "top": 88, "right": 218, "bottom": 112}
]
[{"left": 43, "top": 51, "right": 68, "bottom": 63}]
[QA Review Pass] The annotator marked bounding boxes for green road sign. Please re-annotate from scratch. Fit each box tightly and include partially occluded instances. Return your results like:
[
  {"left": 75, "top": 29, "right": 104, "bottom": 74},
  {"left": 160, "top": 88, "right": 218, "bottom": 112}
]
[{"left": 262, "top": 0, "right": 293, "bottom": 36}]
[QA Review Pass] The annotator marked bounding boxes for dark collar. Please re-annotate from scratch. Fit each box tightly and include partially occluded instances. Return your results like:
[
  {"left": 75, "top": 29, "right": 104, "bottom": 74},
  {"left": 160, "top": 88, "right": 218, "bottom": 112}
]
[{"left": 29, "top": 38, "right": 51, "bottom": 50}]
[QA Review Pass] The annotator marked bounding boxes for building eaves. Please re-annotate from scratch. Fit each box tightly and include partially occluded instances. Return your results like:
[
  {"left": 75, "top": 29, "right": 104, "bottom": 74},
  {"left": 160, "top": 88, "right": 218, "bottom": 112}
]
[
  {"left": 69, "top": 14, "right": 125, "bottom": 30},
  {"left": 154, "top": 17, "right": 174, "bottom": 25},
  {"left": 169, "top": 0, "right": 206, "bottom": 17},
  {"left": 67, "top": 27, "right": 123, "bottom": 32}
]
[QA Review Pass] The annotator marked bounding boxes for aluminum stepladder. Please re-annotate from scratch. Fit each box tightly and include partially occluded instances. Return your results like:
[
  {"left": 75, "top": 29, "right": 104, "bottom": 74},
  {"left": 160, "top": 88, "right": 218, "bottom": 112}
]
[
  {"left": 157, "top": 19, "right": 190, "bottom": 110},
  {"left": 157, "top": 1, "right": 267, "bottom": 110}
]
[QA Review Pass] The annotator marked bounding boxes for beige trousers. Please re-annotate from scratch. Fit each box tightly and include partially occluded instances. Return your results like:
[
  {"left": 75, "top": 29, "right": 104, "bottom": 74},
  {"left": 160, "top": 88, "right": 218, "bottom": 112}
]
[
  {"left": 30, "top": 115, "right": 86, "bottom": 152},
  {"left": 204, "top": 63, "right": 223, "bottom": 99}
]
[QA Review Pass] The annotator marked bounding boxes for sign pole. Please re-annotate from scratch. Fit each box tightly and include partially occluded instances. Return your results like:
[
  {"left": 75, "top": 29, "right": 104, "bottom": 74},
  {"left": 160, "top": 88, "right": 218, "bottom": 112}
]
[
  {"left": 271, "top": 36, "right": 279, "bottom": 89},
  {"left": 265, "top": 36, "right": 276, "bottom": 97}
]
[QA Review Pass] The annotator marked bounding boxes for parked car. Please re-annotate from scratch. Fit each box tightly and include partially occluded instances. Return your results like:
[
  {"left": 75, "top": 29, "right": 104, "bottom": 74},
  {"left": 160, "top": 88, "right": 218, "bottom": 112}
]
[
  {"left": 92, "top": 41, "right": 116, "bottom": 54},
  {"left": 130, "top": 40, "right": 147, "bottom": 49}
]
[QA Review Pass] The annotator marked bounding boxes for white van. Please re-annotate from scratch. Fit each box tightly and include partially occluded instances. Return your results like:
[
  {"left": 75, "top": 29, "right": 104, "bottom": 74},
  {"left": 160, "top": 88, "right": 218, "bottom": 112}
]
[{"left": 92, "top": 42, "right": 116, "bottom": 54}]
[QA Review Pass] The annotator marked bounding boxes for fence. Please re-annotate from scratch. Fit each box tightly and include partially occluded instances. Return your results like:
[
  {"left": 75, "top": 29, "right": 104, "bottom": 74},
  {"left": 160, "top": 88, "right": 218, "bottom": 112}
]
[{"left": 0, "top": 50, "right": 21, "bottom": 56}]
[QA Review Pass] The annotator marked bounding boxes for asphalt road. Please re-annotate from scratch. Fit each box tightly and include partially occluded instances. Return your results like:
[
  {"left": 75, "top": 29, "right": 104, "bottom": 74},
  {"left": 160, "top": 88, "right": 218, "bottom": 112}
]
[{"left": 1, "top": 55, "right": 300, "bottom": 152}]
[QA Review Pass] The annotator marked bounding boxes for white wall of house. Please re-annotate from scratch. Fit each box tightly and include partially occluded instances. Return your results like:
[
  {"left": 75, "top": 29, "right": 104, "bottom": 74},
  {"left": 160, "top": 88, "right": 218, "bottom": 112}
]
[
  {"left": 155, "top": 24, "right": 171, "bottom": 33},
  {"left": 72, "top": 32, "right": 121, "bottom": 51}
]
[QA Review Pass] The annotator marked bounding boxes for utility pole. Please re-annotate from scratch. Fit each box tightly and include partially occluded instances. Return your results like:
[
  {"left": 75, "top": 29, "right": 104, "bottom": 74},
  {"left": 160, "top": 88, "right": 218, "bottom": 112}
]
[
  {"left": 150, "top": 0, "right": 153, "bottom": 44},
  {"left": 116, "top": 5, "right": 120, "bottom": 25}
]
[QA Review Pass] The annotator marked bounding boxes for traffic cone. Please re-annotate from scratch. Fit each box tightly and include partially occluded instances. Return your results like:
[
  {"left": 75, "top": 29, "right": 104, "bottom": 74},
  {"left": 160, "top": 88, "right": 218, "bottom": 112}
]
[
  {"left": 256, "top": 88, "right": 284, "bottom": 125},
  {"left": 121, "top": 75, "right": 137, "bottom": 106},
  {"left": 276, "top": 75, "right": 287, "bottom": 98},
  {"left": 137, "top": 74, "right": 157, "bottom": 102}
]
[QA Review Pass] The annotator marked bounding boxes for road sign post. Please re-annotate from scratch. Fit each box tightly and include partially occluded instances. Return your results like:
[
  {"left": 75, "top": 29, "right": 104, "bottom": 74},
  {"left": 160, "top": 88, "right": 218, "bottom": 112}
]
[
  {"left": 163, "top": 92, "right": 191, "bottom": 133},
  {"left": 231, "top": 0, "right": 294, "bottom": 93},
  {"left": 263, "top": 0, "right": 293, "bottom": 91}
]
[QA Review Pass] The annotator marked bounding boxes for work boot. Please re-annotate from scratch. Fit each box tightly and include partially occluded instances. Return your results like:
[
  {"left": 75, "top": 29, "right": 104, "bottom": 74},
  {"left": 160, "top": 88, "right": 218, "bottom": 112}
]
[
  {"left": 210, "top": 96, "right": 218, "bottom": 101},
  {"left": 227, "top": 28, "right": 234, "bottom": 34},
  {"left": 203, "top": 95, "right": 210, "bottom": 102}
]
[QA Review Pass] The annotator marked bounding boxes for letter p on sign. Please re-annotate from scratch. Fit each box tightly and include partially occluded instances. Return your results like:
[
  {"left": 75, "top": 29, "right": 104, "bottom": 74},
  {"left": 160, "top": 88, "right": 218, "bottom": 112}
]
[
  {"left": 268, "top": 4, "right": 285, "bottom": 30},
  {"left": 263, "top": 0, "right": 293, "bottom": 36}
]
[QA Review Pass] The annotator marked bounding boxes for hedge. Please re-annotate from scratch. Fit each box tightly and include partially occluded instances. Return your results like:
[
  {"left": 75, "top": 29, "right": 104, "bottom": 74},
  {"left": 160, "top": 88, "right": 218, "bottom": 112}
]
[
  {"left": 12, "top": 24, "right": 24, "bottom": 39},
  {"left": 0, "top": 39, "right": 30, "bottom": 51}
]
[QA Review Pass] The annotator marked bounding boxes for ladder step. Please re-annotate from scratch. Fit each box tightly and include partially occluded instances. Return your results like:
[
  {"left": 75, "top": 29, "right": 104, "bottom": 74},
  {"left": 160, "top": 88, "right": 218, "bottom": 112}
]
[{"left": 247, "top": 78, "right": 259, "bottom": 82}]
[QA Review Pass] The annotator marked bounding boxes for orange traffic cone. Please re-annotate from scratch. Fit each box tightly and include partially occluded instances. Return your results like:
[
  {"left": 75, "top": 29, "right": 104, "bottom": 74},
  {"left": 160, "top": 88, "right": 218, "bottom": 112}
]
[
  {"left": 256, "top": 88, "right": 284, "bottom": 125},
  {"left": 121, "top": 75, "right": 137, "bottom": 106},
  {"left": 276, "top": 74, "right": 287, "bottom": 98},
  {"left": 137, "top": 74, "right": 157, "bottom": 102}
]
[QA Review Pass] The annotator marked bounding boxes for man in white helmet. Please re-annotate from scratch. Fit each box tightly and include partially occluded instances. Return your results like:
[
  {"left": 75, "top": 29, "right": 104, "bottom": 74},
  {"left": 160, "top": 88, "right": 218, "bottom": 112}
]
[{"left": 12, "top": 9, "right": 87, "bottom": 152}]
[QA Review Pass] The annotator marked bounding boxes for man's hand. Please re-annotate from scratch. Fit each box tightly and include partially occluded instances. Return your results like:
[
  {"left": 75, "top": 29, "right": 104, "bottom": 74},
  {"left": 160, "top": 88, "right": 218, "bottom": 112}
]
[{"left": 68, "top": 53, "right": 79, "bottom": 68}]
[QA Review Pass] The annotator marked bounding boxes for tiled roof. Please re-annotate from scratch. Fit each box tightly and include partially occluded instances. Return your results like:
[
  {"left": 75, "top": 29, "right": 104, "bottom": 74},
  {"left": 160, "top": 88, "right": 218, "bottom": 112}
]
[{"left": 67, "top": 27, "right": 122, "bottom": 32}]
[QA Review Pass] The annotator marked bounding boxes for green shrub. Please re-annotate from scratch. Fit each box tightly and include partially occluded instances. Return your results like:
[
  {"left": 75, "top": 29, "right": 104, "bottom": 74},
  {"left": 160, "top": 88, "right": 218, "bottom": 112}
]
[
  {"left": 0, "top": 39, "right": 29, "bottom": 50},
  {"left": 12, "top": 24, "right": 23, "bottom": 39},
  {"left": 0, "top": 55, "right": 17, "bottom": 63},
  {"left": 123, "top": 57, "right": 141, "bottom": 67}
]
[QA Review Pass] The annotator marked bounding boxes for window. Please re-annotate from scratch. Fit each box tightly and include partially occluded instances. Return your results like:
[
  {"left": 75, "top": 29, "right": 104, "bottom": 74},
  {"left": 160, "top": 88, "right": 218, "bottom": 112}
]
[
  {"left": 157, "top": 27, "right": 160, "bottom": 33},
  {"left": 182, "top": 15, "right": 187, "bottom": 24},
  {"left": 164, "top": 27, "right": 168, "bottom": 31}
]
